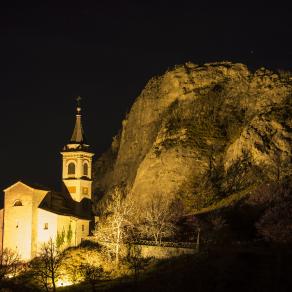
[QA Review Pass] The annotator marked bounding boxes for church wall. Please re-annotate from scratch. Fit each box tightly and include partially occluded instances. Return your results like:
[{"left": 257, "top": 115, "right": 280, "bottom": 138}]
[
  {"left": 76, "top": 219, "right": 90, "bottom": 245},
  {"left": 3, "top": 183, "right": 34, "bottom": 260},
  {"left": 56, "top": 216, "right": 89, "bottom": 247},
  {"left": 57, "top": 215, "right": 76, "bottom": 247},
  {"left": 36, "top": 211, "right": 91, "bottom": 253},
  {"left": 0, "top": 209, "right": 3, "bottom": 253},
  {"left": 37, "top": 209, "right": 58, "bottom": 252},
  {"left": 31, "top": 190, "right": 49, "bottom": 258}
]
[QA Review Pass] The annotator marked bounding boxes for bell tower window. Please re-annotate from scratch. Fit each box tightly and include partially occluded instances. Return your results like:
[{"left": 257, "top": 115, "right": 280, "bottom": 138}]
[
  {"left": 13, "top": 200, "right": 23, "bottom": 207},
  {"left": 68, "top": 162, "right": 76, "bottom": 175},
  {"left": 83, "top": 163, "right": 88, "bottom": 176}
]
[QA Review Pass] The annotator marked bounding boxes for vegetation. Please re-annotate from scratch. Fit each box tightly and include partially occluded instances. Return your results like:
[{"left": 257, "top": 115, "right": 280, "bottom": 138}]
[
  {"left": 93, "top": 187, "right": 133, "bottom": 265},
  {"left": 0, "top": 248, "right": 21, "bottom": 282},
  {"left": 29, "top": 239, "right": 62, "bottom": 292},
  {"left": 137, "top": 193, "right": 177, "bottom": 245}
]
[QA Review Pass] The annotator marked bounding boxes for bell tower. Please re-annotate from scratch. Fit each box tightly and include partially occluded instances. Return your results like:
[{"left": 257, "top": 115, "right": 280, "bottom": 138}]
[{"left": 61, "top": 97, "right": 94, "bottom": 202}]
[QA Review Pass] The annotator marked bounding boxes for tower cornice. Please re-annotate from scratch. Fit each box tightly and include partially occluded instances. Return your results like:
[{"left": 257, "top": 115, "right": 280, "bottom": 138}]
[{"left": 60, "top": 151, "right": 94, "bottom": 157}]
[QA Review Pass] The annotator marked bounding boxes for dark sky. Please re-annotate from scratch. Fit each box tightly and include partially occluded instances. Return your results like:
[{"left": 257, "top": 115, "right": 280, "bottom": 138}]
[{"left": 0, "top": 1, "right": 291, "bottom": 191}]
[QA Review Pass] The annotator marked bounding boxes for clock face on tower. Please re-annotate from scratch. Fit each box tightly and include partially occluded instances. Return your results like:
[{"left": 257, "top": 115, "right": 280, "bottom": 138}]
[{"left": 67, "top": 186, "right": 76, "bottom": 193}]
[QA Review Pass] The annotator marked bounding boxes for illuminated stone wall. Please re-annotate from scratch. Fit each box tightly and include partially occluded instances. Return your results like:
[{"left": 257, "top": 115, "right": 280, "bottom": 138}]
[
  {"left": 36, "top": 209, "right": 58, "bottom": 252},
  {"left": 75, "top": 219, "right": 90, "bottom": 244},
  {"left": 0, "top": 209, "right": 3, "bottom": 252},
  {"left": 139, "top": 245, "right": 197, "bottom": 259},
  {"left": 31, "top": 188, "right": 50, "bottom": 258},
  {"left": 3, "top": 182, "right": 47, "bottom": 260}
]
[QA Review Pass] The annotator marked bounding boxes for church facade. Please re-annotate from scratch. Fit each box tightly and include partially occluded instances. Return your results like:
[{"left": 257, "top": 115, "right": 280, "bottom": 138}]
[{"left": 0, "top": 100, "right": 94, "bottom": 260}]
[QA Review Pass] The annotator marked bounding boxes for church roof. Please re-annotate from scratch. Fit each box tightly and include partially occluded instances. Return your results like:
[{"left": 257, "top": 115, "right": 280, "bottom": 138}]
[
  {"left": 70, "top": 97, "right": 87, "bottom": 144},
  {"left": 3, "top": 180, "right": 51, "bottom": 194},
  {"left": 70, "top": 112, "right": 87, "bottom": 144},
  {"left": 39, "top": 189, "right": 93, "bottom": 220}
]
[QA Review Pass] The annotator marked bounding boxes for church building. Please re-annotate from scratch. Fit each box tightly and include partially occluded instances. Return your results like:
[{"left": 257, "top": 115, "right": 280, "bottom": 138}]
[{"left": 0, "top": 99, "right": 94, "bottom": 260}]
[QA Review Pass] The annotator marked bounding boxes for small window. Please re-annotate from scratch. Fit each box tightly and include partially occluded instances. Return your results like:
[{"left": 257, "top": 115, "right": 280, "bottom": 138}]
[
  {"left": 68, "top": 162, "right": 76, "bottom": 175},
  {"left": 44, "top": 223, "right": 48, "bottom": 230},
  {"left": 82, "top": 225, "right": 84, "bottom": 231},
  {"left": 83, "top": 163, "right": 88, "bottom": 176},
  {"left": 13, "top": 200, "right": 23, "bottom": 207}
]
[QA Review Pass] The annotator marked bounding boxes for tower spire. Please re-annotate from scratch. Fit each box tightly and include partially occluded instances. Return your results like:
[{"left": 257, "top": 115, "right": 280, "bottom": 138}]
[{"left": 70, "top": 96, "right": 87, "bottom": 144}]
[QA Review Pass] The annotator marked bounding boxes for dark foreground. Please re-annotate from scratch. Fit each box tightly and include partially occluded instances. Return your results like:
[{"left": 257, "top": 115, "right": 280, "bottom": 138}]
[
  {"left": 108, "top": 247, "right": 292, "bottom": 292},
  {"left": 2, "top": 246, "right": 292, "bottom": 292}
]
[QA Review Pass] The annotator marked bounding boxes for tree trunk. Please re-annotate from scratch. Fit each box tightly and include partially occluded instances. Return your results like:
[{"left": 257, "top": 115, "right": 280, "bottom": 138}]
[
  {"left": 52, "top": 269, "right": 56, "bottom": 292},
  {"left": 154, "top": 234, "right": 159, "bottom": 245},
  {"left": 52, "top": 280, "right": 56, "bottom": 292},
  {"left": 115, "top": 228, "right": 120, "bottom": 265},
  {"left": 44, "top": 283, "right": 49, "bottom": 292},
  {"left": 196, "top": 228, "right": 200, "bottom": 252}
]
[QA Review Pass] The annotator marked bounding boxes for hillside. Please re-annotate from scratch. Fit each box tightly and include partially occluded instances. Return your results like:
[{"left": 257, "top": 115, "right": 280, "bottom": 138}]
[{"left": 93, "top": 62, "right": 292, "bottom": 217}]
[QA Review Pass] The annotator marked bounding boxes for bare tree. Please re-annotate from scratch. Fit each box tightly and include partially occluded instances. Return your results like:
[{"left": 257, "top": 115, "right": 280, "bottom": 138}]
[
  {"left": 138, "top": 194, "right": 176, "bottom": 245},
  {"left": 0, "top": 248, "right": 21, "bottom": 282},
  {"left": 30, "top": 238, "right": 62, "bottom": 292},
  {"left": 94, "top": 187, "right": 133, "bottom": 265}
]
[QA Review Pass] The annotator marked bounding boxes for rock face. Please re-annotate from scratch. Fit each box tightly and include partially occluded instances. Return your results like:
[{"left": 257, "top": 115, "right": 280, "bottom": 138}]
[{"left": 93, "top": 62, "right": 292, "bottom": 214}]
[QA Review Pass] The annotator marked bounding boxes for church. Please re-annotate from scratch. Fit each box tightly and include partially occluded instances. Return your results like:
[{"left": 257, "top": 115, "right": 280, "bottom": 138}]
[{"left": 0, "top": 99, "right": 94, "bottom": 260}]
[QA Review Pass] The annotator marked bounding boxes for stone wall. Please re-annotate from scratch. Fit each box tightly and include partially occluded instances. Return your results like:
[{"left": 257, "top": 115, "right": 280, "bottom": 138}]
[
  {"left": 138, "top": 244, "right": 197, "bottom": 259},
  {"left": 85, "top": 237, "right": 197, "bottom": 259}
]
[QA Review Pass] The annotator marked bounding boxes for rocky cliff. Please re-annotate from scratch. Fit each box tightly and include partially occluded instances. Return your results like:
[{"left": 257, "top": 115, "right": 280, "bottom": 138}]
[{"left": 93, "top": 62, "right": 292, "bottom": 215}]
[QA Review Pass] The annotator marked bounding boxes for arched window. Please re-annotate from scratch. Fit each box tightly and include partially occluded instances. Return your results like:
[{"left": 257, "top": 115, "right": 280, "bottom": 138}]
[
  {"left": 13, "top": 200, "right": 23, "bottom": 207},
  {"left": 83, "top": 163, "right": 88, "bottom": 176},
  {"left": 68, "top": 162, "right": 76, "bottom": 175}
]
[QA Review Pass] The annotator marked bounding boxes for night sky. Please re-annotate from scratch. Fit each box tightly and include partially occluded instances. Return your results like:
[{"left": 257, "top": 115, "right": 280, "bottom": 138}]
[{"left": 0, "top": 1, "right": 291, "bottom": 192}]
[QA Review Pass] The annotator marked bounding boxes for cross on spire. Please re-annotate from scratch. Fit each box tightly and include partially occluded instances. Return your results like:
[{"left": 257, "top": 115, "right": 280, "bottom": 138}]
[
  {"left": 76, "top": 96, "right": 82, "bottom": 114},
  {"left": 76, "top": 96, "right": 82, "bottom": 106}
]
